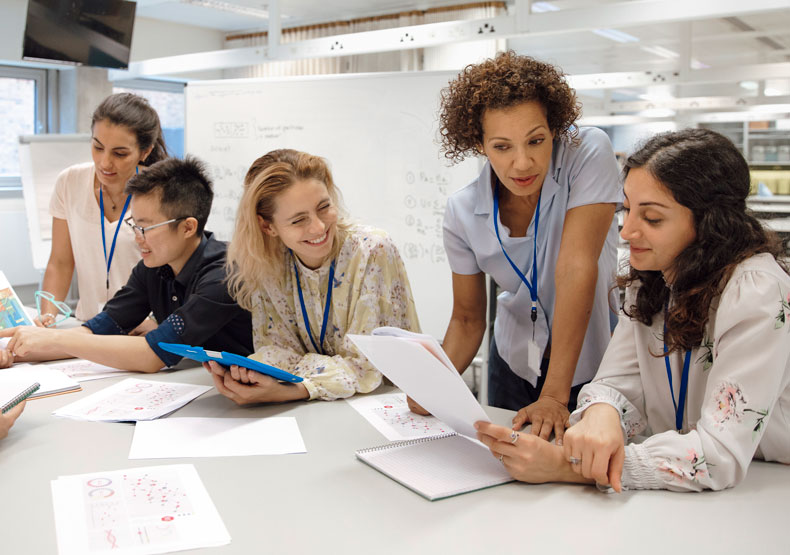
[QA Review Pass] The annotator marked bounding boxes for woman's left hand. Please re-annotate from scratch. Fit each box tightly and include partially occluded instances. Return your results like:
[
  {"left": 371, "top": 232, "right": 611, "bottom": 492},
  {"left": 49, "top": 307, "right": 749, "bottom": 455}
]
[
  {"left": 475, "top": 421, "right": 579, "bottom": 484},
  {"left": 203, "top": 360, "right": 308, "bottom": 405},
  {"left": 0, "top": 348, "right": 14, "bottom": 369},
  {"left": 511, "top": 395, "right": 570, "bottom": 444}
]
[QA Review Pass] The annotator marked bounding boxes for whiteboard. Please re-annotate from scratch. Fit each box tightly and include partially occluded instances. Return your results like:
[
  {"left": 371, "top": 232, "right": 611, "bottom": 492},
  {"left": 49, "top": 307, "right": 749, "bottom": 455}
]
[
  {"left": 18, "top": 134, "right": 92, "bottom": 270},
  {"left": 185, "top": 72, "right": 480, "bottom": 339}
]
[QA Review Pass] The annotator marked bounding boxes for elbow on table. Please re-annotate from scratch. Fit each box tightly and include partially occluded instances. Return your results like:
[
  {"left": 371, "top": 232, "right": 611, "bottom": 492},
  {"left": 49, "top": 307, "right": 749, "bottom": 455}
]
[{"left": 134, "top": 354, "right": 168, "bottom": 374}]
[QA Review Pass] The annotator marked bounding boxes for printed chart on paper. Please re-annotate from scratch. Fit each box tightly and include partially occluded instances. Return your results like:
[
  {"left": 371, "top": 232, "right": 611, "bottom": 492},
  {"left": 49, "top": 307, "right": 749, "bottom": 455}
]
[{"left": 347, "top": 392, "right": 454, "bottom": 441}]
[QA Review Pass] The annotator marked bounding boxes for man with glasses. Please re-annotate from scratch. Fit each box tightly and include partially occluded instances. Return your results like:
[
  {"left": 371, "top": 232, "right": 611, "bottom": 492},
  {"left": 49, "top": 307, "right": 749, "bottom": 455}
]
[{"left": 2, "top": 156, "right": 253, "bottom": 372}]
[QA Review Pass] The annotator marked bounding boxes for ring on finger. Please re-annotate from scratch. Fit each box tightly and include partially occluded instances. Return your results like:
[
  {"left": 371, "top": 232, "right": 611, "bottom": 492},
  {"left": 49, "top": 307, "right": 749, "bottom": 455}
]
[
  {"left": 509, "top": 430, "right": 519, "bottom": 444},
  {"left": 499, "top": 454, "right": 504, "bottom": 464},
  {"left": 568, "top": 456, "right": 582, "bottom": 465}
]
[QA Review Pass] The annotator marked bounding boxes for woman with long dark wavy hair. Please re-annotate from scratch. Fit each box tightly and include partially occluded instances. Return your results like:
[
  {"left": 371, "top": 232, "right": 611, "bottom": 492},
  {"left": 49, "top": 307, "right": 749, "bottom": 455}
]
[{"left": 475, "top": 128, "right": 790, "bottom": 492}]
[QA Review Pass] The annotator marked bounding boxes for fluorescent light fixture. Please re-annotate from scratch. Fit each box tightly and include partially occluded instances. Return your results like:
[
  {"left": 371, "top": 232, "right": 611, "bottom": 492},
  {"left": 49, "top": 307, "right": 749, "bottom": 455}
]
[
  {"left": 739, "top": 81, "right": 759, "bottom": 91},
  {"left": 638, "top": 85, "right": 674, "bottom": 102},
  {"left": 639, "top": 108, "right": 676, "bottom": 118},
  {"left": 592, "top": 28, "right": 639, "bottom": 43},
  {"left": 765, "top": 87, "right": 783, "bottom": 96},
  {"left": 640, "top": 45, "right": 679, "bottom": 59},
  {"left": 690, "top": 58, "right": 710, "bottom": 69},
  {"left": 532, "top": 2, "right": 559, "bottom": 12},
  {"left": 750, "top": 103, "right": 790, "bottom": 113},
  {"left": 180, "top": 0, "right": 271, "bottom": 19}
]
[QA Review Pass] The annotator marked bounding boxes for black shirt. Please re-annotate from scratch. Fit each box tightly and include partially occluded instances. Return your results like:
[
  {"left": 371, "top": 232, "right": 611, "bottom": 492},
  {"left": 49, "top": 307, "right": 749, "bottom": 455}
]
[{"left": 84, "top": 232, "right": 253, "bottom": 366}]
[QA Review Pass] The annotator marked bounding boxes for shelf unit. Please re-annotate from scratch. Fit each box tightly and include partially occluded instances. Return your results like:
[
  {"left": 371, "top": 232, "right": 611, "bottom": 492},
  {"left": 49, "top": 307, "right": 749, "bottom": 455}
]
[{"left": 700, "top": 121, "right": 790, "bottom": 166}]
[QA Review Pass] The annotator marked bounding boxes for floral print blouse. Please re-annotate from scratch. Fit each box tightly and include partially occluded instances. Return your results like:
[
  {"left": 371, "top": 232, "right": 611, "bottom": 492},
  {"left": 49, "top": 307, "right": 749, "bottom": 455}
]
[
  {"left": 569, "top": 253, "right": 790, "bottom": 492},
  {"left": 249, "top": 224, "right": 421, "bottom": 401}
]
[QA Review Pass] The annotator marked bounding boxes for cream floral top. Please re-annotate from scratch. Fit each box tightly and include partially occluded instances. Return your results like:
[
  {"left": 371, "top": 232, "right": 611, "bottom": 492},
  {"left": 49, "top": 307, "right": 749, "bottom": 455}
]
[
  {"left": 570, "top": 253, "right": 790, "bottom": 492},
  {"left": 249, "top": 224, "right": 421, "bottom": 401}
]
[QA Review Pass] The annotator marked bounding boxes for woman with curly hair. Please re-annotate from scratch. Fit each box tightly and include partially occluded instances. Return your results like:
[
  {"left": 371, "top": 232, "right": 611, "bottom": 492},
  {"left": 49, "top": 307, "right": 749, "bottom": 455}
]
[
  {"left": 205, "top": 149, "right": 421, "bottom": 404},
  {"left": 428, "top": 51, "right": 621, "bottom": 443},
  {"left": 476, "top": 128, "right": 790, "bottom": 492}
]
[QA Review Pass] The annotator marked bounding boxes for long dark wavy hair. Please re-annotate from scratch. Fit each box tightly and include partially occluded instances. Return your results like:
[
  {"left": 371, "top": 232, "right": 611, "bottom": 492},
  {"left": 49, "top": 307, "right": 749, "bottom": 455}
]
[{"left": 619, "top": 128, "right": 787, "bottom": 354}]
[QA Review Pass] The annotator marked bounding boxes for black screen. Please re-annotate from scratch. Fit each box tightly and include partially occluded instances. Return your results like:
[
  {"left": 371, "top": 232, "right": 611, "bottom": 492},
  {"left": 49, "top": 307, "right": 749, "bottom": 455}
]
[{"left": 23, "top": 0, "right": 137, "bottom": 70}]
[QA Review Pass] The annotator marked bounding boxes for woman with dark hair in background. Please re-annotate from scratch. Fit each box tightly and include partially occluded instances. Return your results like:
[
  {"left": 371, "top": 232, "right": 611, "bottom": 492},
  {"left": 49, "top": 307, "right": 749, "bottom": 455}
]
[
  {"left": 476, "top": 128, "right": 790, "bottom": 492},
  {"left": 37, "top": 92, "right": 168, "bottom": 326}
]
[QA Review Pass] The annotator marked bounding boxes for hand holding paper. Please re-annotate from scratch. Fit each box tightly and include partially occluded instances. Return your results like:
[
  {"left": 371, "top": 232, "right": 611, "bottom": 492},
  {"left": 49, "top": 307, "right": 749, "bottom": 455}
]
[{"left": 348, "top": 328, "right": 489, "bottom": 439}]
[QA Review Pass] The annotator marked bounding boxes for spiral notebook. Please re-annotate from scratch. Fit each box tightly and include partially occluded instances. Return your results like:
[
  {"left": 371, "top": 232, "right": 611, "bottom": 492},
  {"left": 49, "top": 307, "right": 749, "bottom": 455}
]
[
  {"left": 1, "top": 381, "right": 40, "bottom": 413},
  {"left": 356, "top": 432, "right": 514, "bottom": 501}
]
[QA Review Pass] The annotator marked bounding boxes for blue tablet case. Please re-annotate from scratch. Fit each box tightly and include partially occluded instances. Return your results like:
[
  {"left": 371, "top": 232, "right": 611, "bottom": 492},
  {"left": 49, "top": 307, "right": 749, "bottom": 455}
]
[{"left": 158, "top": 342, "right": 303, "bottom": 383}]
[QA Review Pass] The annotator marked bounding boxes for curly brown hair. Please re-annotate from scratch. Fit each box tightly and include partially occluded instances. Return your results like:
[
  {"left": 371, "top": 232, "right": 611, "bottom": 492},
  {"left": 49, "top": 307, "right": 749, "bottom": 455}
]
[{"left": 438, "top": 50, "right": 581, "bottom": 164}]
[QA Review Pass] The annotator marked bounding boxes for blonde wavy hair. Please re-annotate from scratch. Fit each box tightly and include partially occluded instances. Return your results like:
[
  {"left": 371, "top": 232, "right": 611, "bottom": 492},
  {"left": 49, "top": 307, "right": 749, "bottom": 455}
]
[{"left": 226, "top": 149, "right": 350, "bottom": 311}]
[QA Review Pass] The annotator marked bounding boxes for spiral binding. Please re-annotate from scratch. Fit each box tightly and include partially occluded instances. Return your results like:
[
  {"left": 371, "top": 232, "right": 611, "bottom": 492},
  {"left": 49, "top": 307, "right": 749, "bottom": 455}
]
[
  {"left": 356, "top": 432, "right": 458, "bottom": 454},
  {"left": 1, "top": 382, "right": 40, "bottom": 414}
]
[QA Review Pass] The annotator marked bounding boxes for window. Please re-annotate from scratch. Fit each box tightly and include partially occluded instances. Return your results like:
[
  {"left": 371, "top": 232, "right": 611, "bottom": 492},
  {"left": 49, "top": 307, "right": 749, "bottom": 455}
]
[
  {"left": 0, "top": 66, "right": 47, "bottom": 191},
  {"left": 113, "top": 79, "right": 185, "bottom": 158}
]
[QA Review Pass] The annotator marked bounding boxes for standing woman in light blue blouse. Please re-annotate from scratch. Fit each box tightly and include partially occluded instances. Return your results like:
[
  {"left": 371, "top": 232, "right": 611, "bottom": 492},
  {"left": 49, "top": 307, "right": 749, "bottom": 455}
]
[{"left": 418, "top": 51, "right": 621, "bottom": 444}]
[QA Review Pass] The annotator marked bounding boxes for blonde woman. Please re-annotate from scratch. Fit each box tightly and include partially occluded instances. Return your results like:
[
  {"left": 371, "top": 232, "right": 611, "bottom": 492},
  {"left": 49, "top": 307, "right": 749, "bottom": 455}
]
[{"left": 205, "top": 149, "right": 420, "bottom": 404}]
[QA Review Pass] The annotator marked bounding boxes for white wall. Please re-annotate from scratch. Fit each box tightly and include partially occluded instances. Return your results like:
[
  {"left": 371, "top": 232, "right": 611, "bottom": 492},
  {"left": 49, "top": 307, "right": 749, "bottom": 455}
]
[
  {"left": 130, "top": 17, "right": 224, "bottom": 81},
  {"left": 609, "top": 122, "right": 678, "bottom": 155},
  {"left": 0, "top": 0, "right": 27, "bottom": 63},
  {"left": 0, "top": 196, "right": 41, "bottom": 285}
]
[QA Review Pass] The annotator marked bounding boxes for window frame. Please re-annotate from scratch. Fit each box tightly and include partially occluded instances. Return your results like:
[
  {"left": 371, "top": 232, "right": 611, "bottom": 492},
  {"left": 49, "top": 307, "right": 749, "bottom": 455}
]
[{"left": 0, "top": 65, "right": 48, "bottom": 195}]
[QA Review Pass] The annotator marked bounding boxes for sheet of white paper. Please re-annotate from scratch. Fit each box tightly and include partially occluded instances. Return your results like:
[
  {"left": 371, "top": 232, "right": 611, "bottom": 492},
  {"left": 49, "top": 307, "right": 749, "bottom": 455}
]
[
  {"left": 44, "top": 359, "right": 135, "bottom": 382},
  {"left": 346, "top": 392, "right": 455, "bottom": 441},
  {"left": 51, "top": 463, "right": 230, "bottom": 555},
  {"left": 129, "top": 416, "right": 306, "bottom": 459},
  {"left": 371, "top": 326, "right": 461, "bottom": 379},
  {"left": 53, "top": 378, "right": 211, "bottom": 422},
  {"left": 0, "top": 365, "right": 81, "bottom": 398},
  {"left": 348, "top": 334, "right": 490, "bottom": 439},
  {"left": 0, "top": 337, "right": 9, "bottom": 349}
]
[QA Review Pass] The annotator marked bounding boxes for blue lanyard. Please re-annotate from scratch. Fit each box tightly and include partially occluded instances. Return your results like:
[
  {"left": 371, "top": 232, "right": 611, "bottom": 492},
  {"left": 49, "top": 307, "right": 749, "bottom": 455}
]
[
  {"left": 99, "top": 189, "right": 132, "bottom": 290},
  {"left": 492, "top": 180, "right": 540, "bottom": 323},
  {"left": 663, "top": 310, "right": 691, "bottom": 431},
  {"left": 291, "top": 251, "right": 335, "bottom": 355}
]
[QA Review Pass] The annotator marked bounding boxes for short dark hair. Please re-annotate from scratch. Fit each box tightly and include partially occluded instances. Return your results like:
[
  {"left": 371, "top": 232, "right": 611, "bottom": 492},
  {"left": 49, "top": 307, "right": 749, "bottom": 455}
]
[{"left": 125, "top": 156, "right": 213, "bottom": 234}]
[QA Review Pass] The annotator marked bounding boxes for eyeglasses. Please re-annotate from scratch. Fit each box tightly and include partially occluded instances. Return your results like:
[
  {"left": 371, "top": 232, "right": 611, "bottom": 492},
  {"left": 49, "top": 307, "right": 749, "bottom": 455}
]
[
  {"left": 35, "top": 291, "right": 72, "bottom": 328},
  {"left": 124, "top": 216, "right": 186, "bottom": 238}
]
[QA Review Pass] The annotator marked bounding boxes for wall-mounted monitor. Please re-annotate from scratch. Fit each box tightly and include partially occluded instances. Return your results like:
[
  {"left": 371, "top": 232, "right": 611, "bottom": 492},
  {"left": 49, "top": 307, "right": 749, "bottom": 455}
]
[{"left": 23, "top": 0, "right": 137, "bottom": 70}]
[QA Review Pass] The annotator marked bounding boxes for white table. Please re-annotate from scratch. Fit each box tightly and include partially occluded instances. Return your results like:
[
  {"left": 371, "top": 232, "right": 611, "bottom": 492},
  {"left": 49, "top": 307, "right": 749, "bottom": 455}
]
[{"left": 1, "top": 366, "right": 787, "bottom": 554}]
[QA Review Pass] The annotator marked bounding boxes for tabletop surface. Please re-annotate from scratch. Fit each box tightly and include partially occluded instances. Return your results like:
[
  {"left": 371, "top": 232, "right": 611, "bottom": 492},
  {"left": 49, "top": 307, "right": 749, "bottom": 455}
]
[{"left": 1, "top": 365, "right": 787, "bottom": 555}]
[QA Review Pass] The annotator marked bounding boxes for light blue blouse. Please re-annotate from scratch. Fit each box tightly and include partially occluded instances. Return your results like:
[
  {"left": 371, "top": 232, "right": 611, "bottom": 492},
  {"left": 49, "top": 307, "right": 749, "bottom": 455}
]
[{"left": 443, "top": 127, "right": 622, "bottom": 387}]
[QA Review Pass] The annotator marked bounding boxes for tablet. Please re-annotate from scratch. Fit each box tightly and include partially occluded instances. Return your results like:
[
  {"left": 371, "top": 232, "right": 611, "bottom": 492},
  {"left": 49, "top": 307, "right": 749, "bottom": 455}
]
[{"left": 158, "top": 342, "right": 303, "bottom": 383}]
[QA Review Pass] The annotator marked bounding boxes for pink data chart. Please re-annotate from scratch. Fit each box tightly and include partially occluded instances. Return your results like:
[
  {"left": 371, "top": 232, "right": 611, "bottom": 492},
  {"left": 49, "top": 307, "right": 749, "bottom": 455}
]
[{"left": 83, "top": 468, "right": 194, "bottom": 552}]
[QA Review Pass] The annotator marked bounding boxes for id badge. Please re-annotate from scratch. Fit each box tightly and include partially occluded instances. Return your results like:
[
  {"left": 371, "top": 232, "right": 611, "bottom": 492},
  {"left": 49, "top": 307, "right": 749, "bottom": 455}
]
[{"left": 528, "top": 338, "right": 541, "bottom": 373}]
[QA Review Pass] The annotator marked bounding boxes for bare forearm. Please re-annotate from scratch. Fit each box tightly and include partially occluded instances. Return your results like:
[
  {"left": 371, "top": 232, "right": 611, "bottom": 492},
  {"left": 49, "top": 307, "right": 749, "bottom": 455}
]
[
  {"left": 442, "top": 316, "right": 486, "bottom": 374},
  {"left": 543, "top": 261, "right": 598, "bottom": 402},
  {"left": 40, "top": 261, "right": 75, "bottom": 314},
  {"left": 50, "top": 330, "right": 165, "bottom": 372}
]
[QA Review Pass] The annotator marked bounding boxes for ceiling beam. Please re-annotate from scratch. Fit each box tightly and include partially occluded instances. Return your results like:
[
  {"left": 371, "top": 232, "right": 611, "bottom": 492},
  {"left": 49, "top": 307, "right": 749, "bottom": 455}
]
[
  {"left": 111, "top": 0, "right": 790, "bottom": 79},
  {"left": 602, "top": 94, "right": 790, "bottom": 114},
  {"left": 565, "top": 62, "right": 790, "bottom": 91}
]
